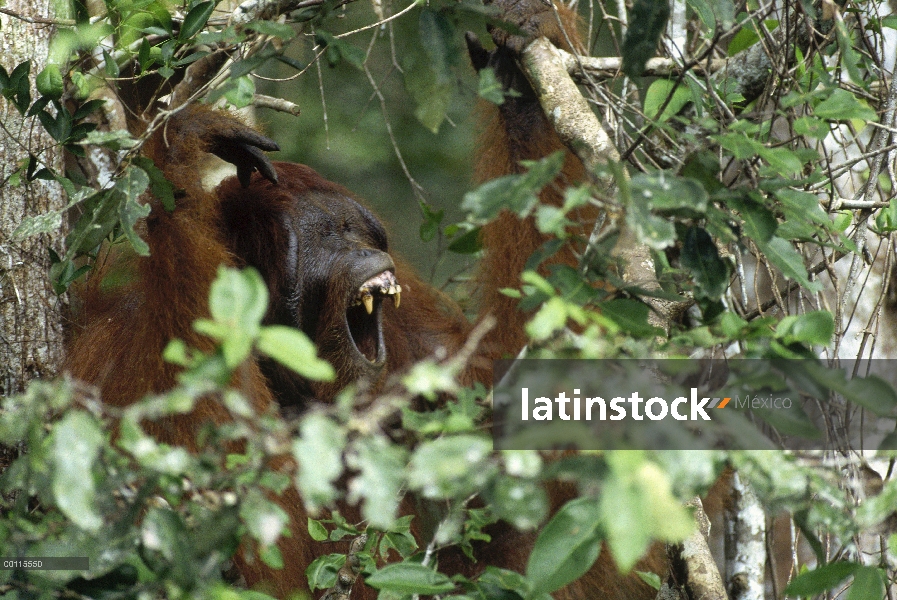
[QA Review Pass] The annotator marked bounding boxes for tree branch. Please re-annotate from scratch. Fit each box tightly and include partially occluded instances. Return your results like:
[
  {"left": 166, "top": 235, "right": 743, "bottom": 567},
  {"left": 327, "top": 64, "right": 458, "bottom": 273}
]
[
  {"left": 519, "top": 37, "right": 620, "bottom": 173},
  {"left": 517, "top": 37, "right": 694, "bottom": 331},
  {"left": 560, "top": 54, "right": 728, "bottom": 82},
  {"left": 168, "top": 50, "right": 231, "bottom": 109},
  {"left": 667, "top": 497, "right": 729, "bottom": 600},
  {"left": 252, "top": 94, "right": 302, "bottom": 115},
  {"left": 319, "top": 534, "right": 368, "bottom": 600}
]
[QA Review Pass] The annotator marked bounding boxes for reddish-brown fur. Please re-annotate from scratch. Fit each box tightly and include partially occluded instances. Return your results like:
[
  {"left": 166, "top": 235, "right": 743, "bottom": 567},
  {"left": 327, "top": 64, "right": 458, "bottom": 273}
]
[
  {"left": 64, "top": 107, "right": 480, "bottom": 598},
  {"left": 467, "top": 0, "right": 603, "bottom": 376},
  {"left": 64, "top": 2, "right": 670, "bottom": 598},
  {"left": 467, "top": 2, "right": 668, "bottom": 597},
  {"left": 63, "top": 109, "right": 326, "bottom": 597}
]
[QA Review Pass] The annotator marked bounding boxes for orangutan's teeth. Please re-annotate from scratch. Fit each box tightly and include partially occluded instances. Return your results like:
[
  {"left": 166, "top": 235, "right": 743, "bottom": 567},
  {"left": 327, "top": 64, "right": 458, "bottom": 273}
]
[
  {"left": 362, "top": 292, "right": 374, "bottom": 315},
  {"left": 393, "top": 291, "right": 401, "bottom": 309}
]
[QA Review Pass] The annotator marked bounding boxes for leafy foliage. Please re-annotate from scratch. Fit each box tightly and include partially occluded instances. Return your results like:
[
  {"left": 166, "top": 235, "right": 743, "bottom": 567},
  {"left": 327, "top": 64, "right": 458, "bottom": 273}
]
[{"left": 4, "top": 0, "right": 897, "bottom": 598}]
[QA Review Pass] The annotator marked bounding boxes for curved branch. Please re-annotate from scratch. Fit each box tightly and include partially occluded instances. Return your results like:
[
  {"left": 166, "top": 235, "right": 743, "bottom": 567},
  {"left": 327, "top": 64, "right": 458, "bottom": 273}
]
[{"left": 518, "top": 37, "right": 620, "bottom": 173}]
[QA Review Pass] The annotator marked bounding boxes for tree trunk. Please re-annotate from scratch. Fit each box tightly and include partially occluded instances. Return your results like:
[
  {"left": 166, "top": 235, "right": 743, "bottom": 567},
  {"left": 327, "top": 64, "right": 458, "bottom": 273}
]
[
  {"left": 0, "top": 0, "right": 66, "bottom": 397},
  {"left": 724, "top": 472, "right": 766, "bottom": 600}
]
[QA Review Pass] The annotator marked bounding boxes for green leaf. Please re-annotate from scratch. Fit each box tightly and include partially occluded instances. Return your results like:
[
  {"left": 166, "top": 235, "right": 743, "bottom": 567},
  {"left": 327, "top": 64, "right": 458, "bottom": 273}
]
[
  {"left": 876, "top": 200, "right": 897, "bottom": 233},
  {"left": 204, "top": 267, "right": 268, "bottom": 367},
  {"left": 477, "top": 566, "right": 535, "bottom": 599},
  {"left": 491, "top": 476, "right": 547, "bottom": 530},
  {"left": 814, "top": 88, "right": 877, "bottom": 122},
  {"left": 14, "top": 208, "right": 64, "bottom": 240},
  {"left": 679, "top": 151, "right": 723, "bottom": 194},
  {"left": 418, "top": 200, "right": 443, "bottom": 242},
  {"left": 758, "top": 146, "right": 803, "bottom": 177},
  {"left": 754, "top": 236, "right": 821, "bottom": 292},
  {"left": 625, "top": 208, "right": 675, "bottom": 249},
  {"left": 835, "top": 374, "right": 897, "bottom": 417},
  {"left": 209, "top": 266, "right": 268, "bottom": 331},
  {"left": 36, "top": 64, "right": 64, "bottom": 99},
  {"left": 794, "top": 115, "right": 830, "bottom": 140},
  {"left": 619, "top": 167, "right": 676, "bottom": 250},
  {"left": 847, "top": 567, "right": 885, "bottom": 600},
  {"left": 315, "top": 30, "right": 366, "bottom": 69},
  {"left": 65, "top": 189, "right": 120, "bottom": 256},
  {"left": 306, "top": 554, "right": 345, "bottom": 590},
  {"left": 728, "top": 196, "right": 776, "bottom": 243},
  {"left": 715, "top": 131, "right": 763, "bottom": 159},
  {"left": 751, "top": 403, "right": 820, "bottom": 439},
  {"left": 835, "top": 19, "right": 863, "bottom": 85},
  {"left": 240, "top": 488, "right": 289, "bottom": 547},
  {"left": 141, "top": 507, "right": 189, "bottom": 565},
  {"left": 365, "top": 562, "right": 455, "bottom": 595},
  {"left": 102, "top": 49, "right": 120, "bottom": 78},
  {"left": 379, "top": 516, "right": 419, "bottom": 559},
  {"left": 622, "top": 0, "right": 670, "bottom": 78},
  {"left": 461, "top": 152, "right": 565, "bottom": 221},
  {"left": 179, "top": 1, "right": 215, "bottom": 41},
  {"left": 404, "top": 57, "right": 452, "bottom": 133},
  {"left": 419, "top": 9, "right": 458, "bottom": 70},
  {"left": 115, "top": 166, "right": 151, "bottom": 256},
  {"left": 402, "top": 10, "right": 458, "bottom": 132},
  {"left": 260, "top": 544, "right": 284, "bottom": 569},
  {"left": 258, "top": 325, "right": 335, "bottom": 381},
  {"left": 526, "top": 296, "right": 568, "bottom": 341},
  {"left": 223, "top": 75, "right": 256, "bottom": 109},
  {"left": 447, "top": 226, "right": 482, "bottom": 254},
  {"left": 527, "top": 497, "right": 603, "bottom": 595},
  {"left": 81, "top": 128, "right": 138, "bottom": 150},
  {"left": 346, "top": 436, "right": 407, "bottom": 529},
  {"left": 308, "top": 519, "right": 329, "bottom": 542},
  {"left": 630, "top": 173, "right": 709, "bottom": 214},
  {"left": 408, "top": 435, "right": 494, "bottom": 499},
  {"left": 686, "top": 0, "right": 734, "bottom": 30},
  {"left": 292, "top": 413, "right": 347, "bottom": 511},
  {"left": 245, "top": 20, "right": 296, "bottom": 40},
  {"left": 681, "top": 226, "right": 730, "bottom": 300},
  {"left": 601, "top": 454, "right": 693, "bottom": 570},
  {"left": 138, "top": 37, "right": 153, "bottom": 72},
  {"left": 643, "top": 79, "right": 691, "bottom": 121},
  {"left": 636, "top": 570, "right": 662, "bottom": 590},
  {"left": 778, "top": 310, "right": 834, "bottom": 346},
  {"left": 133, "top": 156, "right": 176, "bottom": 211},
  {"left": 728, "top": 25, "right": 758, "bottom": 56},
  {"left": 599, "top": 299, "right": 661, "bottom": 337},
  {"left": 38, "top": 104, "right": 71, "bottom": 142},
  {"left": 798, "top": 361, "right": 897, "bottom": 417},
  {"left": 477, "top": 67, "right": 506, "bottom": 105},
  {"left": 784, "top": 562, "right": 860, "bottom": 596},
  {"left": 774, "top": 189, "right": 830, "bottom": 227},
  {"left": 51, "top": 411, "right": 104, "bottom": 531},
  {"left": 10, "top": 60, "right": 31, "bottom": 114}
]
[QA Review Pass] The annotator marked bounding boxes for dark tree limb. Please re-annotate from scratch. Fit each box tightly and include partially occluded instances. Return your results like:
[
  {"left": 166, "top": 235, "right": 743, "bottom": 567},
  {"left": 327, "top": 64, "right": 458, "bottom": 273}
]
[{"left": 319, "top": 534, "right": 368, "bottom": 600}]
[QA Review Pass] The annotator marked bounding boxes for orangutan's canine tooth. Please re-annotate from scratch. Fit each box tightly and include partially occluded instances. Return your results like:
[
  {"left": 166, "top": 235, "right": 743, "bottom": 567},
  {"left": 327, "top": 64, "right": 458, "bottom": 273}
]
[
  {"left": 393, "top": 291, "right": 401, "bottom": 309},
  {"left": 362, "top": 292, "right": 374, "bottom": 315}
]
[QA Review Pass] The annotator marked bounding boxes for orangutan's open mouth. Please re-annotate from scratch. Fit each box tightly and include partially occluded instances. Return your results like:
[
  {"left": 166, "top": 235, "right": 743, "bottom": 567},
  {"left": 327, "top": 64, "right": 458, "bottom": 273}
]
[{"left": 345, "top": 270, "right": 400, "bottom": 364}]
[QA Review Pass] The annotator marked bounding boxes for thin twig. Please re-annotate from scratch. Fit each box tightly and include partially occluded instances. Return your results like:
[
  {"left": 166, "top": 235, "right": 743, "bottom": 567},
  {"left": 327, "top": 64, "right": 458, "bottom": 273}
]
[{"left": 252, "top": 94, "right": 301, "bottom": 115}]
